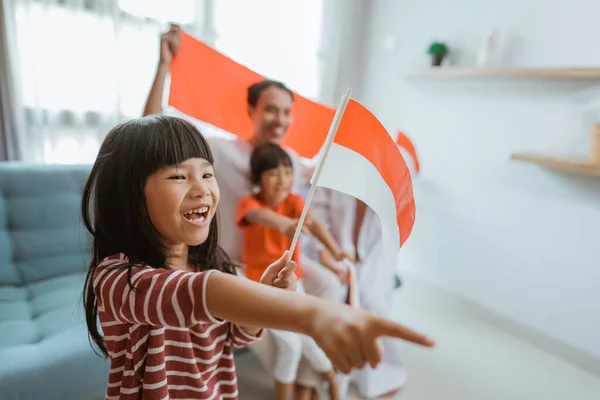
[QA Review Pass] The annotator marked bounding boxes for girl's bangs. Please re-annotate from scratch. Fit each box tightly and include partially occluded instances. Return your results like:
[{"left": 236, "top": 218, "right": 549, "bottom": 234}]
[{"left": 143, "top": 117, "right": 213, "bottom": 174}]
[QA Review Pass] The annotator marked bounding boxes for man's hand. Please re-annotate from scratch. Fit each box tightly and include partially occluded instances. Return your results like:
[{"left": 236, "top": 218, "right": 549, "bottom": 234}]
[
  {"left": 333, "top": 249, "right": 356, "bottom": 263},
  {"left": 318, "top": 249, "right": 350, "bottom": 284},
  {"left": 159, "top": 24, "right": 182, "bottom": 67},
  {"left": 334, "top": 265, "right": 350, "bottom": 285},
  {"left": 260, "top": 251, "right": 298, "bottom": 291}
]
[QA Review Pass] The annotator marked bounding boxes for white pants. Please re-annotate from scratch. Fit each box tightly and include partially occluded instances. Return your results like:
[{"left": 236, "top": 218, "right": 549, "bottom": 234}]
[
  {"left": 248, "top": 332, "right": 330, "bottom": 388},
  {"left": 247, "top": 253, "right": 347, "bottom": 390},
  {"left": 293, "top": 254, "right": 347, "bottom": 388},
  {"left": 270, "top": 329, "right": 325, "bottom": 384},
  {"left": 301, "top": 253, "right": 348, "bottom": 303},
  {"left": 271, "top": 282, "right": 333, "bottom": 383},
  {"left": 270, "top": 333, "right": 332, "bottom": 384}
]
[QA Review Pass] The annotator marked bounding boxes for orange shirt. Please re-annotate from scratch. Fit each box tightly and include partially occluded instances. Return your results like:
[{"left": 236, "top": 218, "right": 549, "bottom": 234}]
[{"left": 236, "top": 193, "right": 305, "bottom": 282}]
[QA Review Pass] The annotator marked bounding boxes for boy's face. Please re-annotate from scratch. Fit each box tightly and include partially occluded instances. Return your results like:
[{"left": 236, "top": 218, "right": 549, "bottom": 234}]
[
  {"left": 144, "top": 158, "right": 220, "bottom": 254},
  {"left": 248, "top": 87, "right": 293, "bottom": 146},
  {"left": 259, "top": 164, "right": 293, "bottom": 205}
]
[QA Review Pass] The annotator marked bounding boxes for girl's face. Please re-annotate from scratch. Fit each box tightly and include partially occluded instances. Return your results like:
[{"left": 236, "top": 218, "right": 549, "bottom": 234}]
[
  {"left": 145, "top": 158, "right": 219, "bottom": 254},
  {"left": 259, "top": 164, "right": 293, "bottom": 206}
]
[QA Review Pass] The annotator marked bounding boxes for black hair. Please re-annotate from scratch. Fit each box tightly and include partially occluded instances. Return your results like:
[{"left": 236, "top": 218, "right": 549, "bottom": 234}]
[
  {"left": 247, "top": 79, "right": 294, "bottom": 108},
  {"left": 81, "top": 115, "right": 236, "bottom": 357},
  {"left": 250, "top": 143, "right": 293, "bottom": 184}
]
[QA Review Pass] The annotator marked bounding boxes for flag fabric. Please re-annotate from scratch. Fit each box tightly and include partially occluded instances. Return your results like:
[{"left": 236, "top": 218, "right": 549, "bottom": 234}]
[
  {"left": 168, "top": 32, "right": 415, "bottom": 248},
  {"left": 314, "top": 99, "right": 415, "bottom": 249},
  {"left": 169, "top": 32, "right": 334, "bottom": 159}
]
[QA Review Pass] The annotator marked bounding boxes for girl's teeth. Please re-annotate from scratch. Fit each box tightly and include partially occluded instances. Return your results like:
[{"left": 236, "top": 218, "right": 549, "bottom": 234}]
[
  {"left": 188, "top": 206, "right": 208, "bottom": 214},
  {"left": 184, "top": 206, "right": 209, "bottom": 216}
]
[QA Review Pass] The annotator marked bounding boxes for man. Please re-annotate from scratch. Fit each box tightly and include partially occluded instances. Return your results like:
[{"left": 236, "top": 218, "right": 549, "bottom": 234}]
[
  {"left": 305, "top": 187, "right": 406, "bottom": 399},
  {"left": 143, "top": 24, "right": 346, "bottom": 398}
]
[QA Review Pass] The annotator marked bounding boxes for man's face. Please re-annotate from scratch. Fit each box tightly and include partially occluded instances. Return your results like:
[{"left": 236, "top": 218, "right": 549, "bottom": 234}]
[{"left": 248, "top": 86, "right": 293, "bottom": 146}]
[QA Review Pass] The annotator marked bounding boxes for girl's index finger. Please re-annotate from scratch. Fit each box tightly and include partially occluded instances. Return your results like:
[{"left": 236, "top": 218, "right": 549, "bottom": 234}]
[{"left": 375, "top": 318, "right": 436, "bottom": 348}]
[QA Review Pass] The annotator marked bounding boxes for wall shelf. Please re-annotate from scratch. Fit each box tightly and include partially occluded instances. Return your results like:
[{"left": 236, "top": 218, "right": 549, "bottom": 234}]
[
  {"left": 511, "top": 153, "right": 600, "bottom": 177},
  {"left": 404, "top": 67, "right": 600, "bottom": 80}
]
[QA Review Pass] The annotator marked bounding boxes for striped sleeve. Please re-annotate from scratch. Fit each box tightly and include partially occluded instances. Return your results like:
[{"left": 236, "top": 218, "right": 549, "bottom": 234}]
[
  {"left": 94, "top": 263, "right": 221, "bottom": 328},
  {"left": 228, "top": 324, "right": 264, "bottom": 349}
]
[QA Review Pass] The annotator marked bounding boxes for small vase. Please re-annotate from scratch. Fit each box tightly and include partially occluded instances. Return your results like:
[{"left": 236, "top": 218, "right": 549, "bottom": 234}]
[{"left": 431, "top": 54, "right": 444, "bottom": 67}]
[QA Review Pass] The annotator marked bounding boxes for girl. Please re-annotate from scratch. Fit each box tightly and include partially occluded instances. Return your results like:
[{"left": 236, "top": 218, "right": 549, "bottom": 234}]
[
  {"left": 238, "top": 143, "right": 354, "bottom": 283},
  {"left": 82, "top": 115, "right": 434, "bottom": 399},
  {"left": 236, "top": 143, "right": 352, "bottom": 400}
]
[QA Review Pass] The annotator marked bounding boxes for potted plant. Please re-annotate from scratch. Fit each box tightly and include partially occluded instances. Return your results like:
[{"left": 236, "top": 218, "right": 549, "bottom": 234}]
[{"left": 427, "top": 41, "right": 449, "bottom": 67}]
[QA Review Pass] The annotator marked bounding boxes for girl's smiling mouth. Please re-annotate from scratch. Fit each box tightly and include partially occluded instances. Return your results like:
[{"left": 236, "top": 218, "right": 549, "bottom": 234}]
[{"left": 183, "top": 205, "right": 210, "bottom": 226}]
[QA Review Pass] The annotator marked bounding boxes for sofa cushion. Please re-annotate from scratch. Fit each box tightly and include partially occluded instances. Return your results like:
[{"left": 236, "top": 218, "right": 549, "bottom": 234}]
[
  {"left": 0, "top": 326, "right": 109, "bottom": 400},
  {"left": 0, "top": 272, "right": 87, "bottom": 348},
  {"left": 0, "top": 164, "right": 91, "bottom": 286}
]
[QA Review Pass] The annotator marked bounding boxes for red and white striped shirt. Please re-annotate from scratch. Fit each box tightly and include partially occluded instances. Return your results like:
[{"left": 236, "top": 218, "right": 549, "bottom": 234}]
[{"left": 94, "top": 254, "right": 262, "bottom": 399}]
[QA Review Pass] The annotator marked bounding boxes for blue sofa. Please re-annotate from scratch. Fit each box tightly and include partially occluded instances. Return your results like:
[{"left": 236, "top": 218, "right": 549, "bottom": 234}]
[{"left": 0, "top": 163, "right": 109, "bottom": 399}]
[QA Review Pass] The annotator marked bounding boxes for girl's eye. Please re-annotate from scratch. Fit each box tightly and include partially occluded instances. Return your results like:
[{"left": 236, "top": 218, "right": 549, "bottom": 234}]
[
  {"left": 203, "top": 173, "right": 214, "bottom": 179},
  {"left": 169, "top": 175, "right": 185, "bottom": 180}
]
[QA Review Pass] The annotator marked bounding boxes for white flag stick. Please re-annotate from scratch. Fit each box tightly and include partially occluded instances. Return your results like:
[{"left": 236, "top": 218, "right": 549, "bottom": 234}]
[{"left": 287, "top": 88, "right": 353, "bottom": 260}]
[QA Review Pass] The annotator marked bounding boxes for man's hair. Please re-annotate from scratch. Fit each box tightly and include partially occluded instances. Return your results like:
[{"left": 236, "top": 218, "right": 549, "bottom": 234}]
[{"left": 247, "top": 79, "right": 294, "bottom": 107}]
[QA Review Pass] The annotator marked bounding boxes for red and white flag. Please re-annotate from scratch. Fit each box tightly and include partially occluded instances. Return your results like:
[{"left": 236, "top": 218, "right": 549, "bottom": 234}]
[{"left": 306, "top": 95, "right": 415, "bottom": 259}]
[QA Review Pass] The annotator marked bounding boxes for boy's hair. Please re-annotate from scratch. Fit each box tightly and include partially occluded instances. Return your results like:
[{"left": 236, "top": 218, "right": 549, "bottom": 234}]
[
  {"left": 247, "top": 79, "right": 294, "bottom": 108},
  {"left": 81, "top": 115, "right": 236, "bottom": 357},
  {"left": 250, "top": 143, "right": 293, "bottom": 184}
]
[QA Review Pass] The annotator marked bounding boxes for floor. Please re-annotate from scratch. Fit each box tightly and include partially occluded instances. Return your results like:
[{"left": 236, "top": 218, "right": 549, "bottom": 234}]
[{"left": 237, "top": 274, "right": 600, "bottom": 399}]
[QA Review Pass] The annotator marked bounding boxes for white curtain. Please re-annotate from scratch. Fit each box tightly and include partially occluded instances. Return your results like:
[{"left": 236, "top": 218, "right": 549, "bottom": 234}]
[
  {"left": 2, "top": 0, "right": 357, "bottom": 163},
  {"left": 318, "top": 0, "right": 370, "bottom": 105},
  {"left": 4, "top": 0, "right": 205, "bottom": 163},
  {"left": 0, "top": 0, "right": 21, "bottom": 160}
]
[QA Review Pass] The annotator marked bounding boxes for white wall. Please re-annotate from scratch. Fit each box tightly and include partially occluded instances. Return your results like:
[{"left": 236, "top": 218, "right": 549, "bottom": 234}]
[
  {"left": 318, "top": 0, "right": 371, "bottom": 104},
  {"left": 357, "top": 0, "right": 600, "bottom": 357}
]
